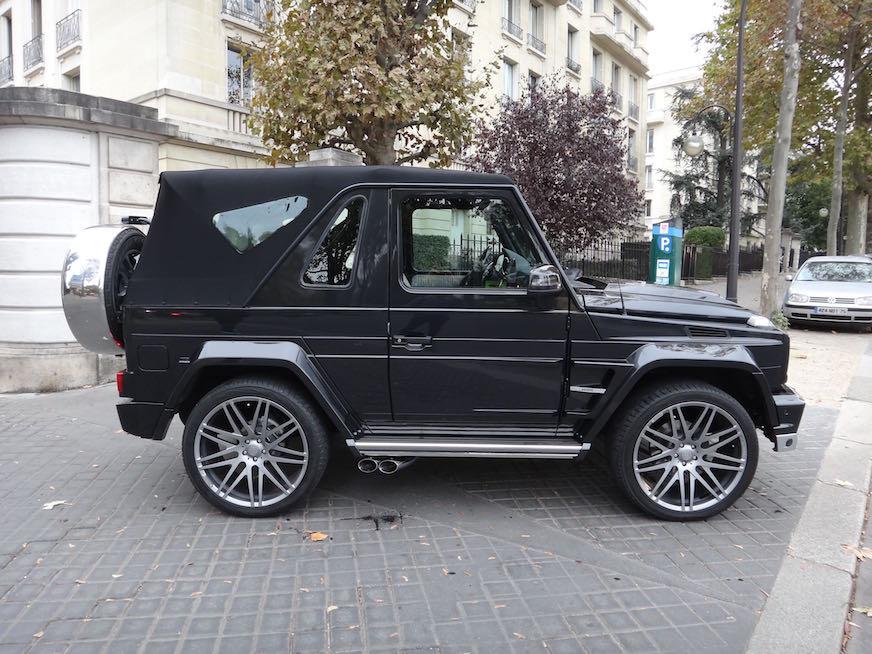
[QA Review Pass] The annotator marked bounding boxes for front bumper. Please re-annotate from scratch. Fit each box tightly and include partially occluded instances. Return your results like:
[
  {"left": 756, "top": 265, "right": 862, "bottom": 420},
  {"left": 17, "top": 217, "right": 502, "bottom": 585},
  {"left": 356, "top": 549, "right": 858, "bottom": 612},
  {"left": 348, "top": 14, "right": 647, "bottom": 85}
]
[
  {"left": 783, "top": 302, "right": 872, "bottom": 324},
  {"left": 117, "top": 401, "right": 174, "bottom": 440},
  {"left": 767, "top": 386, "right": 805, "bottom": 452}
]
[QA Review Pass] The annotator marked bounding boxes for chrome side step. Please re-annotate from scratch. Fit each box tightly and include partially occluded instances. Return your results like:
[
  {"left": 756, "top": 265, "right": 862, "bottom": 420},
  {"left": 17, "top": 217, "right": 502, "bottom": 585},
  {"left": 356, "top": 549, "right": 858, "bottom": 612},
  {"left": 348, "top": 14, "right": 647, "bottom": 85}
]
[{"left": 349, "top": 436, "right": 588, "bottom": 459}]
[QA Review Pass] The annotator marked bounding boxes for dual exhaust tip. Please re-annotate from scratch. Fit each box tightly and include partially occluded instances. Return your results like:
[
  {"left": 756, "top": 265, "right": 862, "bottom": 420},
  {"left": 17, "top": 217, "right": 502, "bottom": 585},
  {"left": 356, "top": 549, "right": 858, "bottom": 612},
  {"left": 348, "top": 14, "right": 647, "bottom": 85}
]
[{"left": 357, "top": 457, "right": 415, "bottom": 475}]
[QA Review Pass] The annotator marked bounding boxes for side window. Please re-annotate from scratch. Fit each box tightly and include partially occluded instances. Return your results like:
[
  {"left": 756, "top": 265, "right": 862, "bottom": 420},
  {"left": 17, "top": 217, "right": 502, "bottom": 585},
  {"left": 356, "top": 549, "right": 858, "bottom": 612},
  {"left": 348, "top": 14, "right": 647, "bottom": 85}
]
[
  {"left": 213, "top": 195, "right": 308, "bottom": 253},
  {"left": 303, "top": 197, "right": 366, "bottom": 286},
  {"left": 400, "top": 194, "right": 543, "bottom": 290}
]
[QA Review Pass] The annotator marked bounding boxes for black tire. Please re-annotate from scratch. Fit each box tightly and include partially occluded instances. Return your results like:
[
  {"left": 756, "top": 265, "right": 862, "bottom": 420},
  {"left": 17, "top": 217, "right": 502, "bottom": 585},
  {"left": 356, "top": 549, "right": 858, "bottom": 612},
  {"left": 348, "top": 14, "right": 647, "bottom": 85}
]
[
  {"left": 182, "top": 377, "right": 330, "bottom": 517},
  {"left": 609, "top": 380, "right": 759, "bottom": 521},
  {"left": 103, "top": 228, "right": 144, "bottom": 343}
]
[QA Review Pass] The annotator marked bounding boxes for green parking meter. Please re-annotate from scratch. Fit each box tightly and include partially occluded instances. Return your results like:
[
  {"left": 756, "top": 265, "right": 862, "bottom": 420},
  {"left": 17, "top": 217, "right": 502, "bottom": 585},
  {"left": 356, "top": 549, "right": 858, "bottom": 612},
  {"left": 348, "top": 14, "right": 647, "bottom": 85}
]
[{"left": 649, "top": 224, "right": 683, "bottom": 286}]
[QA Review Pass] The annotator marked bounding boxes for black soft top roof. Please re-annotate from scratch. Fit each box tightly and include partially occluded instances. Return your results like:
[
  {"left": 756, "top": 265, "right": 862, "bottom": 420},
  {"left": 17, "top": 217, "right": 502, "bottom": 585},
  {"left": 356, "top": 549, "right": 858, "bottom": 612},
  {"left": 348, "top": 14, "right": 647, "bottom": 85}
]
[{"left": 127, "top": 166, "right": 514, "bottom": 307}]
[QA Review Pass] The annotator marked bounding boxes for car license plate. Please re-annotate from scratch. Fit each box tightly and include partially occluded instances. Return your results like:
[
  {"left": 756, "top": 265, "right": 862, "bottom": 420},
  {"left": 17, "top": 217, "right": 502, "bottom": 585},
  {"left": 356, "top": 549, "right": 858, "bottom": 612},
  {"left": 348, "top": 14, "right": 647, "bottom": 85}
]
[{"left": 814, "top": 306, "right": 849, "bottom": 315}]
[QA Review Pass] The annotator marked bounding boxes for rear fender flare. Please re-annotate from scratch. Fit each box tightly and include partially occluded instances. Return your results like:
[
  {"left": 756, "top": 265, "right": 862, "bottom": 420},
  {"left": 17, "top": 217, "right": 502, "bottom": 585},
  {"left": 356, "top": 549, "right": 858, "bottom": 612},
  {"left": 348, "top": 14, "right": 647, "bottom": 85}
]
[
  {"left": 167, "top": 340, "right": 357, "bottom": 439},
  {"left": 584, "top": 342, "right": 777, "bottom": 441}
]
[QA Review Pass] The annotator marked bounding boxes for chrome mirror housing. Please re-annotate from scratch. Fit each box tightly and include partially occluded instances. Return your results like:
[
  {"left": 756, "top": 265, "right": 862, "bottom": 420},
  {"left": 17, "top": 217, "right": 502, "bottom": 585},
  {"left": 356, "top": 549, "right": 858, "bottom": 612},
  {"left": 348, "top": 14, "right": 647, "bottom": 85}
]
[{"left": 528, "top": 264, "right": 562, "bottom": 294}]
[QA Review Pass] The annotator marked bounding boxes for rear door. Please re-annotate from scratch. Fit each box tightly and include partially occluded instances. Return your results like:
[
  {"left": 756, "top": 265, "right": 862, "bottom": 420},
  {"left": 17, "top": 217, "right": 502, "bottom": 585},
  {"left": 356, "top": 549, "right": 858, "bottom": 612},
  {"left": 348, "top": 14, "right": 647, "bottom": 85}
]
[{"left": 387, "top": 187, "right": 569, "bottom": 427}]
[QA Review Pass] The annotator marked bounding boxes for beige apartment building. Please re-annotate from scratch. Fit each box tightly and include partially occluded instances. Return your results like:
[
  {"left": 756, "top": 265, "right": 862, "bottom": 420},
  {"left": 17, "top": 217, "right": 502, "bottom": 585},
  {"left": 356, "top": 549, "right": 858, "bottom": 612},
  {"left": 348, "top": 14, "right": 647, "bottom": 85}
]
[{"left": 0, "top": 0, "right": 652, "bottom": 392}]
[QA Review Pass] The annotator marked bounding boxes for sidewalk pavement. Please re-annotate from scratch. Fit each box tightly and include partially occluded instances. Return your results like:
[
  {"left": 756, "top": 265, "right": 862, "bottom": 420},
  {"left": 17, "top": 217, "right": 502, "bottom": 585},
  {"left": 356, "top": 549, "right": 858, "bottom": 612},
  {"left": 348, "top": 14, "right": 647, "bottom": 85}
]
[{"left": 747, "top": 340, "right": 872, "bottom": 654}]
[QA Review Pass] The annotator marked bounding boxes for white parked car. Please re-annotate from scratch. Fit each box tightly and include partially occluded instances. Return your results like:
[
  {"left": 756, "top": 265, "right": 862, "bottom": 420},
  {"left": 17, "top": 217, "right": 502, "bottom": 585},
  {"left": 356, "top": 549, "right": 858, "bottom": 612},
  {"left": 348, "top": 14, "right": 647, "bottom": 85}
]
[{"left": 782, "top": 256, "right": 872, "bottom": 329}]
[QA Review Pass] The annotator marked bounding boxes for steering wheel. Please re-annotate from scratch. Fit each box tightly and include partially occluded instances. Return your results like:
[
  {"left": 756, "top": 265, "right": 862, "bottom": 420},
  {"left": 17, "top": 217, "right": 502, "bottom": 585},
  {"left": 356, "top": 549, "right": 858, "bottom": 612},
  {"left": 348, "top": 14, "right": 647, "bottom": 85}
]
[{"left": 481, "top": 248, "right": 510, "bottom": 287}]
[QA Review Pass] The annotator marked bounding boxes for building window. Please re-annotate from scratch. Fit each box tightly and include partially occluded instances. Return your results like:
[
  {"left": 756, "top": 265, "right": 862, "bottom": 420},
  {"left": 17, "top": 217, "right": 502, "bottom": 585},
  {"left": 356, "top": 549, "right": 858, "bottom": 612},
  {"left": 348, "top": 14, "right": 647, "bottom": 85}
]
[
  {"left": 503, "top": 0, "right": 518, "bottom": 21},
  {"left": 592, "top": 50, "right": 602, "bottom": 82},
  {"left": 633, "top": 24, "right": 640, "bottom": 47},
  {"left": 613, "top": 8, "right": 623, "bottom": 33},
  {"left": 64, "top": 72, "right": 80, "bottom": 92},
  {"left": 645, "top": 165, "right": 653, "bottom": 189},
  {"left": 31, "top": 0, "right": 42, "bottom": 37},
  {"left": 1, "top": 12, "right": 12, "bottom": 60},
  {"left": 646, "top": 129, "right": 655, "bottom": 153},
  {"left": 593, "top": 0, "right": 603, "bottom": 13},
  {"left": 502, "top": 59, "right": 517, "bottom": 100},
  {"left": 647, "top": 92, "right": 655, "bottom": 110},
  {"left": 529, "top": 2, "right": 543, "bottom": 41},
  {"left": 611, "top": 63, "right": 622, "bottom": 106},
  {"left": 645, "top": 200, "right": 652, "bottom": 218},
  {"left": 528, "top": 70, "right": 540, "bottom": 91},
  {"left": 227, "top": 44, "right": 253, "bottom": 105}
]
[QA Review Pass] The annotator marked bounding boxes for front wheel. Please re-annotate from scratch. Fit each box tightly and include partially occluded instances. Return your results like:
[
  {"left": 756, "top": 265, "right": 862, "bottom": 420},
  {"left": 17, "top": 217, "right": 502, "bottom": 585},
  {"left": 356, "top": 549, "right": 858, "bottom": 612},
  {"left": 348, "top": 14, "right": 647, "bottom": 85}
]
[
  {"left": 182, "top": 377, "right": 330, "bottom": 517},
  {"left": 609, "top": 381, "right": 759, "bottom": 521}
]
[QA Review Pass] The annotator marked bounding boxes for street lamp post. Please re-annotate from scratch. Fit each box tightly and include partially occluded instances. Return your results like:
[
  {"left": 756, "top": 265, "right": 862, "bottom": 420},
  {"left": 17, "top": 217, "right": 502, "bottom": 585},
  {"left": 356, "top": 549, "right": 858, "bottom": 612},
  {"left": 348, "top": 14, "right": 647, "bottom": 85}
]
[{"left": 681, "top": 0, "right": 748, "bottom": 303}]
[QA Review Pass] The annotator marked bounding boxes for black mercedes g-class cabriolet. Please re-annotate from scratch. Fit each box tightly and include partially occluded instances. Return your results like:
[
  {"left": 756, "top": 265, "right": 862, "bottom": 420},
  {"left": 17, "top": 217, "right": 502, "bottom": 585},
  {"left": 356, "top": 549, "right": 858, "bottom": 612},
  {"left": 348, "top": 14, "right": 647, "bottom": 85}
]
[{"left": 61, "top": 166, "right": 804, "bottom": 520}]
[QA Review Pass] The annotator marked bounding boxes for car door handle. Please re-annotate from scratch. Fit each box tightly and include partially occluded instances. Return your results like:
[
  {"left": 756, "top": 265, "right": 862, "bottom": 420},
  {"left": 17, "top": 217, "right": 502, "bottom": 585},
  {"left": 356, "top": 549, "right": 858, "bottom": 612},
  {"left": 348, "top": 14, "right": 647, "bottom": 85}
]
[{"left": 391, "top": 335, "right": 433, "bottom": 352}]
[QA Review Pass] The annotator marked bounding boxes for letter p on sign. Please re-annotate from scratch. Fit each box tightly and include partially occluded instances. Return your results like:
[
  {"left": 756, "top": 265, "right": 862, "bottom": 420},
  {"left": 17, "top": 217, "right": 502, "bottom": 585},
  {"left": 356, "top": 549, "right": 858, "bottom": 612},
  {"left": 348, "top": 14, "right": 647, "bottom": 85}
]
[{"left": 659, "top": 236, "right": 671, "bottom": 253}]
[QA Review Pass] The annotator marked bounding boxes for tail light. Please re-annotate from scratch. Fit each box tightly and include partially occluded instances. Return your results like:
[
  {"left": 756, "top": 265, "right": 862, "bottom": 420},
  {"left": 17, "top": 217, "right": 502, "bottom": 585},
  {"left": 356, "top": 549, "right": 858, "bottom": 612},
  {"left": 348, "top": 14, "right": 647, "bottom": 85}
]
[{"left": 116, "top": 370, "right": 125, "bottom": 395}]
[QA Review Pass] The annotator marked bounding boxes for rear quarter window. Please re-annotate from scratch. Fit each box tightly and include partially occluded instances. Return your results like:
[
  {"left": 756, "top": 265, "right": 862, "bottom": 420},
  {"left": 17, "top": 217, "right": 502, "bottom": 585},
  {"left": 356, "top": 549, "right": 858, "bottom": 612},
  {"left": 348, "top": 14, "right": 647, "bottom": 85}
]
[{"left": 213, "top": 195, "right": 308, "bottom": 253}]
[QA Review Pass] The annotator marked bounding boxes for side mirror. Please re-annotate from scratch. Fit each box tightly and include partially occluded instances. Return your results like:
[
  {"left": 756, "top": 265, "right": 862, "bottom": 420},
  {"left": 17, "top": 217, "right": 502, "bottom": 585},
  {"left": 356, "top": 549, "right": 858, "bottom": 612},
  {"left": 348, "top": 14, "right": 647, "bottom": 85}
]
[
  {"left": 528, "top": 264, "right": 562, "bottom": 294},
  {"left": 785, "top": 274, "right": 794, "bottom": 282}
]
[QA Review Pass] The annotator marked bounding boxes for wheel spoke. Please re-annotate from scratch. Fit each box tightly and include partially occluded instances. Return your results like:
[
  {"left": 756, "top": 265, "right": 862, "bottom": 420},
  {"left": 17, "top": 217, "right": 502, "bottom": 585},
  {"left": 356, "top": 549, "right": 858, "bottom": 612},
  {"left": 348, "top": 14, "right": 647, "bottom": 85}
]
[
  {"left": 272, "top": 445, "right": 306, "bottom": 457},
  {"left": 257, "top": 467, "right": 264, "bottom": 508},
  {"left": 701, "top": 432, "right": 741, "bottom": 452},
  {"left": 653, "top": 467, "right": 680, "bottom": 500},
  {"left": 198, "top": 446, "right": 237, "bottom": 463},
  {"left": 263, "top": 461, "right": 295, "bottom": 494},
  {"left": 200, "top": 457, "right": 237, "bottom": 471},
  {"left": 200, "top": 425, "right": 240, "bottom": 445},
  {"left": 635, "top": 460, "right": 672, "bottom": 474},
  {"left": 218, "top": 462, "right": 245, "bottom": 497},
  {"left": 642, "top": 427, "right": 680, "bottom": 447},
  {"left": 705, "top": 461, "right": 744, "bottom": 472},
  {"left": 675, "top": 406, "right": 691, "bottom": 439},
  {"left": 270, "top": 455, "right": 306, "bottom": 465},
  {"left": 687, "top": 472, "right": 696, "bottom": 511},
  {"left": 636, "top": 450, "right": 670, "bottom": 466},
  {"left": 648, "top": 464, "right": 675, "bottom": 497},
  {"left": 691, "top": 468, "right": 721, "bottom": 499},
  {"left": 677, "top": 469, "right": 687, "bottom": 510},
  {"left": 250, "top": 399, "right": 265, "bottom": 435},
  {"left": 699, "top": 464, "right": 728, "bottom": 495},
  {"left": 246, "top": 467, "right": 255, "bottom": 506},
  {"left": 707, "top": 451, "right": 745, "bottom": 464},
  {"left": 265, "top": 418, "right": 298, "bottom": 442},
  {"left": 690, "top": 406, "right": 716, "bottom": 441}
]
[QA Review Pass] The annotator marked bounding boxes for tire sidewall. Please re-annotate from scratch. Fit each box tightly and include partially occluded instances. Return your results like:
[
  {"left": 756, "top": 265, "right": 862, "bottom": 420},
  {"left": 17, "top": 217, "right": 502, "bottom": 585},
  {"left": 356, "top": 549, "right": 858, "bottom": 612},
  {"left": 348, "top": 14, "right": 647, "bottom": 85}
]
[
  {"left": 103, "top": 228, "right": 144, "bottom": 342},
  {"left": 182, "top": 379, "right": 329, "bottom": 517},
  {"left": 615, "top": 384, "right": 759, "bottom": 521}
]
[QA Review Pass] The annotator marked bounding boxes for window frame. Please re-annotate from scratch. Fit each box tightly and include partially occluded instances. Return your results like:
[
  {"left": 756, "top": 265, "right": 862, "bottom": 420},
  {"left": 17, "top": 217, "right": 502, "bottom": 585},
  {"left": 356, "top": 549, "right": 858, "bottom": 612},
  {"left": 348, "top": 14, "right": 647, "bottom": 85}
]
[
  {"left": 299, "top": 194, "right": 369, "bottom": 290},
  {"left": 394, "top": 188, "right": 549, "bottom": 296}
]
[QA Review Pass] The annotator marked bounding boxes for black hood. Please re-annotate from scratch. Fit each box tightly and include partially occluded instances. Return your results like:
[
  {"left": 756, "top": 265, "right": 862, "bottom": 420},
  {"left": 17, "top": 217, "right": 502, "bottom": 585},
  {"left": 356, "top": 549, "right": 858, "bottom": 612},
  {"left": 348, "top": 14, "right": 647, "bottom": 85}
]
[{"left": 576, "top": 279, "right": 754, "bottom": 323}]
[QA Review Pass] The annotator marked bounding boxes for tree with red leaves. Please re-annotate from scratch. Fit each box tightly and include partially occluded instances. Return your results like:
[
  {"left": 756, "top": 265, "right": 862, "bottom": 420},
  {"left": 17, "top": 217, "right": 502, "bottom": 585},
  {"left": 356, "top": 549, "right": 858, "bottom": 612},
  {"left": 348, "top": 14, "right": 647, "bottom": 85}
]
[{"left": 468, "top": 77, "right": 643, "bottom": 249}]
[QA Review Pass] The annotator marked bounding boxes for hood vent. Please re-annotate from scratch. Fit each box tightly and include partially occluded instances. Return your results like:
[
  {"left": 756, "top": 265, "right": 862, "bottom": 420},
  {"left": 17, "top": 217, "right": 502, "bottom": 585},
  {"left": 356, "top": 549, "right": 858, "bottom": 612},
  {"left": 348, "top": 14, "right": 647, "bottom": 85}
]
[{"left": 686, "top": 325, "right": 729, "bottom": 339}]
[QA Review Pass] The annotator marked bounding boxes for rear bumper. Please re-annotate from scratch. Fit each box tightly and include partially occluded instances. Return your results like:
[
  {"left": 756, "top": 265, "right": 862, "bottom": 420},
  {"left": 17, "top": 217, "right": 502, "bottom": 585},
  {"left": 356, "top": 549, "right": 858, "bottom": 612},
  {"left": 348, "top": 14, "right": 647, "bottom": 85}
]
[
  {"left": 117, "top": 401, "right": 174, "bottom": 440},
  {"left": 767, "top": 386, "right": 805, "bottom": 452}
]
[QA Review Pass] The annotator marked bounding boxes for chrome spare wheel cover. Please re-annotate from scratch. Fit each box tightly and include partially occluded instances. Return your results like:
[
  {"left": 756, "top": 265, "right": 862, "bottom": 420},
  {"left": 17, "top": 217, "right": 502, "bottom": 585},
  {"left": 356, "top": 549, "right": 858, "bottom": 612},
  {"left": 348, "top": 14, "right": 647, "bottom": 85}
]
[
  {"left": 633, "top": 401, "right": 748, "bottom": 513},
  {"left": 194, "top": 396, "right": 309, "bottom": 508}
]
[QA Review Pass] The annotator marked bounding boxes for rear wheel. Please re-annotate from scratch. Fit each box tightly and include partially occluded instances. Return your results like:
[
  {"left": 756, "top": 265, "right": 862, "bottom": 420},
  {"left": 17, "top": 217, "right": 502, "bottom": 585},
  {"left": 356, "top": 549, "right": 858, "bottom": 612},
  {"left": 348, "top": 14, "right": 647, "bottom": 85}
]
[
  {"left": 182, "top": 377, "right": 329, "bottom": 517},
  {"left": 103, "top": 228, "right": 144, "bottom": 344},
  {"left": 609, "top": 381, "right": 759, "bottom": 520}
]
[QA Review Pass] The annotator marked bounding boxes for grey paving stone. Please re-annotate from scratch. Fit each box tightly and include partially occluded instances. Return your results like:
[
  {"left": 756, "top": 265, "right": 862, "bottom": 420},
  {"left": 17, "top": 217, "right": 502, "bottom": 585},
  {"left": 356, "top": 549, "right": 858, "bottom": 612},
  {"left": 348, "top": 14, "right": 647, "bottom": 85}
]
[{"left": 0, "top": 388, "right": 836, "bottom": 653}]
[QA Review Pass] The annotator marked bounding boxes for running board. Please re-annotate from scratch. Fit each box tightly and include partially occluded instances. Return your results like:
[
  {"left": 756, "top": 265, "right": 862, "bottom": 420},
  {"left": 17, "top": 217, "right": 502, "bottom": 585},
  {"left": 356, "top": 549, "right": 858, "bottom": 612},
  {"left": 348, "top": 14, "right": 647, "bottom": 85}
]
[{"left": 349, "top": 436, "right": 588, "bottom": 459}]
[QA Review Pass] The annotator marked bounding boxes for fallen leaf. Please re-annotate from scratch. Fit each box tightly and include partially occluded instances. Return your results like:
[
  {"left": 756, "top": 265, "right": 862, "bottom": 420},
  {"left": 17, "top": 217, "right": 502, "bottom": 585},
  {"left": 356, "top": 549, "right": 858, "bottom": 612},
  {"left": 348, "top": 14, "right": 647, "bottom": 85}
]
[
  {"left": 513, "top": 632, "right": 526, "bottom": 640},
  {"left": 42, "top": 500, "right": 69, "bottom": 510},
  {"left": 494, "top": 604, "right": 506, "bottom": 609},
  {"left": 309, "top": 531, "right": 328, "bottom": 542},
  {"left": 112, "top": 574, "right": 122, "bottom": 579},
  {"left": 75, "top": 579, "right": 86, "bottom": 585},
  {"left": 834, "top": 479, "right": 854, "bottom": 488},
  {"left": 33, "top": 631, "right": 44, "bottom": 639},
  {"left": 190, "top": 591, "right": 203, "bottom": 597},
  {"left": 843, "top": 545, "right": 872, "bottom": 561},
  {"left": 854, "top": 606, "right": 872, "bottom": 617},
  {"left": 327, "top": 605, "right": 338, "bottom": 613}
]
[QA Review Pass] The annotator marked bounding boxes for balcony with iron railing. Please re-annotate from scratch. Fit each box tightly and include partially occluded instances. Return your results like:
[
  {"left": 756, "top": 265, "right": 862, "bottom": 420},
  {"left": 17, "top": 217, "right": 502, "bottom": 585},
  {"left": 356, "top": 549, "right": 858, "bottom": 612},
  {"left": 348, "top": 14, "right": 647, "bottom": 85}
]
[
  {"left": 0, "top": 55, "right": 12, "bottom": 85},
  {"left": 221, "top": 0, "right": 269, "bottom": 28},
  {"left": 591, "top": 77, "right": 605, "bottom": 92},
  {"left": 627, "top": 154, "right": 638, "bottom": 172},
  {"left": 566, "top": 57, "right": 581, "bottom": 75},
  {"left": 628, "top": 101, "right": 639, "bottom": 121},
  {"left": 612, "top": 91, "right": 623, "bottom": 110},
  {"left": 454, "top": 0, "right": 478, "bottom": 12},
  {"left": 501, "top": 17, "right": 523, "bottom": 41},
  {"left": 527, "top": 33, "right": 545, "bottom": 54},
  {"left": 56, "top": 10, "right": 82, "bottom": 53},
  {"left": 23, "top": 35, "right": 44, "bottom": 72},
  {"left": 568, "top": 0, "right": 583, "bottom": 12}
]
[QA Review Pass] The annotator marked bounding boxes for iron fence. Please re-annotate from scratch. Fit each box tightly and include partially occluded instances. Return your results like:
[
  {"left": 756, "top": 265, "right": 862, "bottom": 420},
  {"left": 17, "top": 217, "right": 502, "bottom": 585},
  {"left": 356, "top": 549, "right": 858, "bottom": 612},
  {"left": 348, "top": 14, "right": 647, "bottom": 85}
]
[
  {"left": 527, "top": 33, "right": 545, "bottom": 53},
  {"left": 501, "top": 17, "right": 523, "bottom": 40},
  {"left": 681, "top": 245, "right": 764, "bottom": 280},
  {"left": 56, "top": 10, "right": 81, "bottom": 51},
  {"left": 23, "top": 35, "right": 43, "bottom": 71},
  {"left": 566, "top": 57, "right": 581, "bottom": 74},
  {"left": 558, "top": 240, "right": 651, "bottom": 281},
  {"left": 221, "top": 0, "right": 269, "bottom": 27},
  {"left": 0, "top": 55, "right": 11, "bottom": 85}
]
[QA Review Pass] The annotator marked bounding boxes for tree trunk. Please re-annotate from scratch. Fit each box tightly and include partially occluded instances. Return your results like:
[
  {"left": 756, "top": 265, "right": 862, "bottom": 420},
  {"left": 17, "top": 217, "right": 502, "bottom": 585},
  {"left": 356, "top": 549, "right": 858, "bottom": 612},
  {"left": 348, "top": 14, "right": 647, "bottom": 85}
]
[
  {"left": 827, "top": 24, "right": 858, "bottom": 255},
  {"left": 846, "top": 189, "right": 869, "bottom": 254},
  {"left": 760, "top": 0, "right": 802, "bottom": 318}
]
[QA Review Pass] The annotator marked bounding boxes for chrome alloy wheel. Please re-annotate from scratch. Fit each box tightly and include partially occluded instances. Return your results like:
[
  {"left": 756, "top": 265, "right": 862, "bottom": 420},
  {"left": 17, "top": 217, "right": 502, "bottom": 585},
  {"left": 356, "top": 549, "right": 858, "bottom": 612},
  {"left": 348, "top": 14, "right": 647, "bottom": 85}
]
[
  {"left": 632, "top": 401, "right": 748, "bottom": 513},
  {"left": 193, "top": 396, "right": 309, "bottom": 508}
]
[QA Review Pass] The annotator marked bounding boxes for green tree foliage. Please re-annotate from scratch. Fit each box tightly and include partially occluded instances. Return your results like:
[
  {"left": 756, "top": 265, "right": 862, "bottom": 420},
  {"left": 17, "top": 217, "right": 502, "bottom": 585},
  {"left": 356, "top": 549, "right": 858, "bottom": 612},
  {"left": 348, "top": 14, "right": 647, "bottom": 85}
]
[
  {"left": 784, "top": 179, "right": 833, "bottom": 249},
  {"left": 249, "top": 0, "right": 492, "bottom": 166},
  {"left": 685, "top": 226, "right": 727, "bottom": 248}
]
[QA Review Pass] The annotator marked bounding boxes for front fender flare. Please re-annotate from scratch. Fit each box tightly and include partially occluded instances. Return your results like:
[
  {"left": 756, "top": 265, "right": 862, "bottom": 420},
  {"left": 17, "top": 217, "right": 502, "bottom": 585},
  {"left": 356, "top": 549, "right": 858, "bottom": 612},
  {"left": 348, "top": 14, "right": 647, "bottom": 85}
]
[
  {"left": 167, "top": 340, "right": 358, "bottom": 439},
  {"left": 584, "top": 342, "right": 777, "bottom": 441}
]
